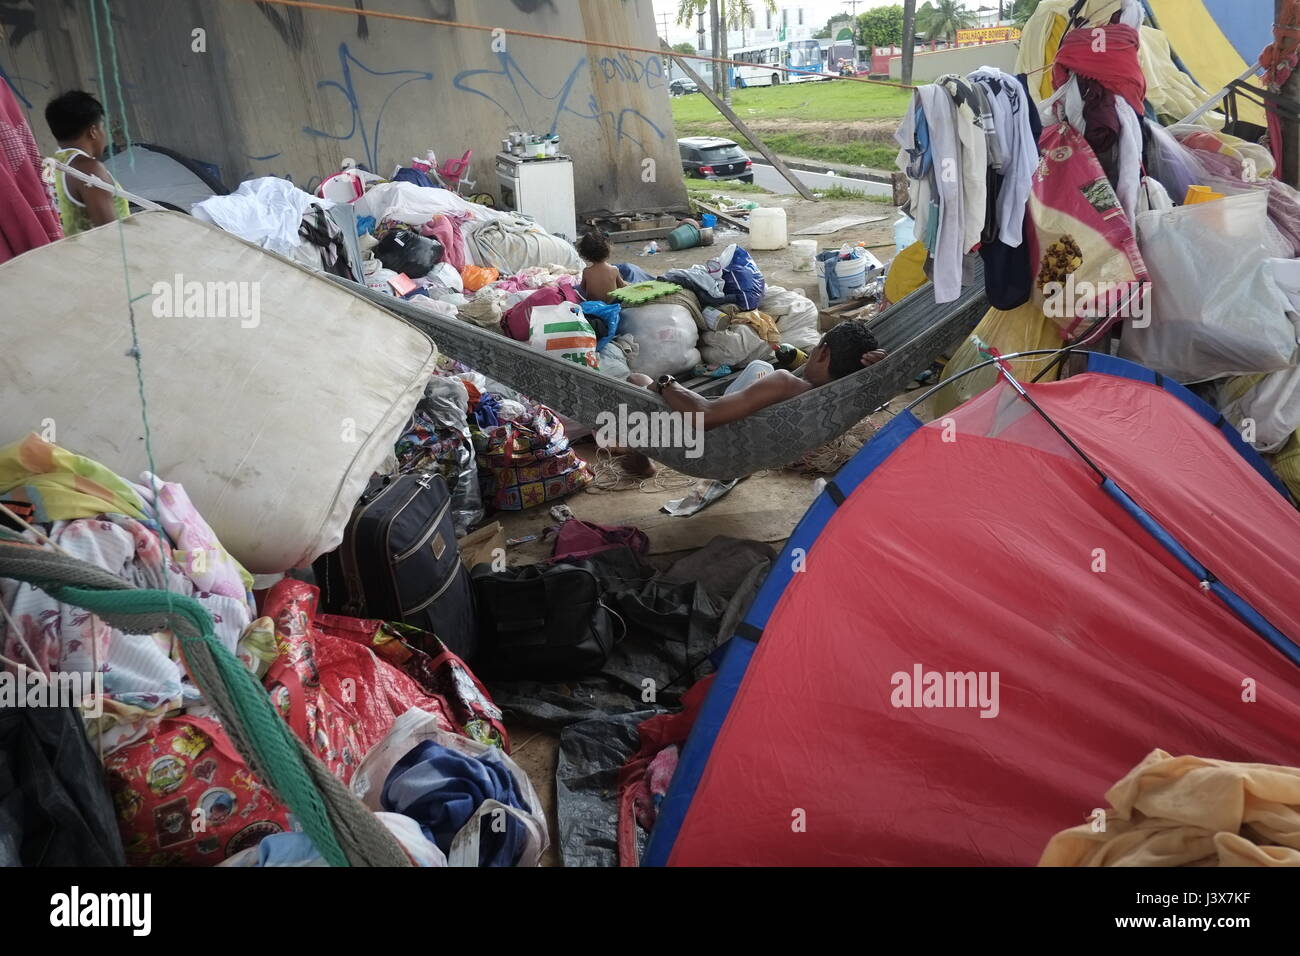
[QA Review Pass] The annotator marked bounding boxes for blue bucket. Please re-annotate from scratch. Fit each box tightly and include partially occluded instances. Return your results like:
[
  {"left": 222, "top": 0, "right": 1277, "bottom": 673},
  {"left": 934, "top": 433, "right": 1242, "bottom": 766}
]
[{"left": 700, "top": 213, "right": 717, "bottom": 228}]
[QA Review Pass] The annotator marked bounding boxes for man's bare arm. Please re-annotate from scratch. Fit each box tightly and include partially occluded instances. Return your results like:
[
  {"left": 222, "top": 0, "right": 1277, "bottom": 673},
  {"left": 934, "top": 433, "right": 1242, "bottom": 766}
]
[{"left": 661, "top": 370, "right": 805, "bottom": 430}]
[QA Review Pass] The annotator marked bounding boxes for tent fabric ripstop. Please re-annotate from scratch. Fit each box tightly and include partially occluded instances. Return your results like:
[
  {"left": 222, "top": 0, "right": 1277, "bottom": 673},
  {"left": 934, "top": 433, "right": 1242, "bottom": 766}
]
[{"left": 646, "top": 354, "right": 1300, "bottom": 866}]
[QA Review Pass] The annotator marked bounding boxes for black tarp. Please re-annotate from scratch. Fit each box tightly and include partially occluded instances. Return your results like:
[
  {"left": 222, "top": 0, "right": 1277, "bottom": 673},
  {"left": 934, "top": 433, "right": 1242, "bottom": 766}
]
[{"left": 488, "top": 537, "right": 773, "bottom": 866}]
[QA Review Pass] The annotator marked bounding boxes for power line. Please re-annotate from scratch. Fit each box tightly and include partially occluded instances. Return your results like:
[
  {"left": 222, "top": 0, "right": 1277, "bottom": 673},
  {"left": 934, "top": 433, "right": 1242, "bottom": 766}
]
[{"left": 227, "top": 0, "right": 915, "bottom": 89}]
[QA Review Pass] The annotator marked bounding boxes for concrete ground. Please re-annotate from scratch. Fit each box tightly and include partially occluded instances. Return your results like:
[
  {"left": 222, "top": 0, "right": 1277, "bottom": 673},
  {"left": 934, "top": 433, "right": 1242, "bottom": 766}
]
[{"left": 493, "top": 195, "right": 927, "bottom": 865}]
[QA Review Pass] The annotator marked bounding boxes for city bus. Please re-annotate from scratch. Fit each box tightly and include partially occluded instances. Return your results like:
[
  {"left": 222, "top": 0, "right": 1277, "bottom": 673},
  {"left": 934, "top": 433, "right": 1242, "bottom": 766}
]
[{"left": 729, "top": 39, "right": 824, "bottom": 87}]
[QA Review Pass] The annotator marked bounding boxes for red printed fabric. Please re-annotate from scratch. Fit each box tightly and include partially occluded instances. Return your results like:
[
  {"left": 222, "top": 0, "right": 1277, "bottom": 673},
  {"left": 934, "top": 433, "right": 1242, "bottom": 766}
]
[
  {"left": 1052, "top": 23, "right": 1146, "bottom": 116},
  {"left": 316, "top": 612, "right": 509, "bottom": 750},
  {"left": 104, "top": 716, "right": 294, "bottom": 866},
  {"left": 260, "top": 579, "right": 457, "bottom": 783},
  {"left": 1027, "top": 122, "right": 1148, "bottom": 337}
]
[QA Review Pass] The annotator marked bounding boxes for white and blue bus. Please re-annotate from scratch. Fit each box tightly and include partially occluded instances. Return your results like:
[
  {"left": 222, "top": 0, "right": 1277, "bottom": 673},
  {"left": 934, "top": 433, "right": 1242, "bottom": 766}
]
[{"left": 729, "top": 39, "right": 825, "bottom": 87}]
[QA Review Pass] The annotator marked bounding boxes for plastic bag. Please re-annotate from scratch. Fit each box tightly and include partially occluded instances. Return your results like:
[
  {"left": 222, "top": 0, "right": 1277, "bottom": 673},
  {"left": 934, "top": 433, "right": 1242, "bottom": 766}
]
[
  {"left": 374, "top": 229, "right": 444, "bottom": 279},
  {"left": 461, "top": 265, "right": 499, "bottom": 292},
  {"left": 618, "top": 303, "right": 703, "bottom": 378},
  {"left": 528, "top": 303, "right": 599, "bottom": 369},
  {"left": 1027, "top": 122, "right": 1147, "bottom": 337},
  {"left": 595, "top": 339, "right": 631, "bottom": 380},
  {"left": 700, "top": 322, "right": 770, "bottom": 368},
  {"left": 429, "top": 261, "right": 464, "bottom": 294},
  {"left": 718, "top": 243, "right": 766, "bottom": 310},
  {"left": 932, "top": 303, "right": 1064, "bottom": 418},
  {"left": 1119, "top": 193, "right": 1299, "bottom": 382},
  {"left": 350, "top": 708, "right": 547, "bottom": 867},
  {"left": 761, "top": 285, "right": 821, "bottom": 351}
]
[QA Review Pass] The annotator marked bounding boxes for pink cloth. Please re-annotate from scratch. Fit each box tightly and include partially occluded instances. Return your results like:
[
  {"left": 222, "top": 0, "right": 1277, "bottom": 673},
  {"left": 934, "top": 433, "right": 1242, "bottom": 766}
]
[
  {"left": 0, "top": 82, "right": 62, "bottom": 264},
  {"left": 500, "top": 284, "right": 581, "bottom": 340},
  {"left": 420, "top": 213, "right": 468, "bottom": 271}
]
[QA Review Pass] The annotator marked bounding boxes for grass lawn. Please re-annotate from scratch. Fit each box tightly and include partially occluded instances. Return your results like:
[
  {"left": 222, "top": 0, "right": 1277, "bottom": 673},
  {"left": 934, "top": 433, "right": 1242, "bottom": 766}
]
[
  {"left": 671, "top": 78, "right": 912, "bottom": 125},
  {"left": 672, "top": 79, "right": 909, "bottom": 171}
]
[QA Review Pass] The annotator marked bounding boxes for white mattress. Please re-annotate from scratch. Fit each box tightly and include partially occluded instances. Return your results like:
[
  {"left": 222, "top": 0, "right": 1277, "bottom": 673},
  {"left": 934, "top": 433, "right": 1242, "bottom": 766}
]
[{"left": 0, "top": 211, "right": 438, "bottom": 573}]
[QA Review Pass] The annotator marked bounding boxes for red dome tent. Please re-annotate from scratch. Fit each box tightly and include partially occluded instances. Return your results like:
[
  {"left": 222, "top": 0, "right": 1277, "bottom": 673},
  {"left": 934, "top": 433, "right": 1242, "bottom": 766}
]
[{"left": 645, "top": 354, "right": 1300, "bottom": 866}]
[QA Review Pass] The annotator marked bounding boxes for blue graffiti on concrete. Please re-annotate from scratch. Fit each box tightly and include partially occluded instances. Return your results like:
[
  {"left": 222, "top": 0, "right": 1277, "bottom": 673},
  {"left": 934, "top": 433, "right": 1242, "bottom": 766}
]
[
  {"left": 303, "top": 43, "right": 432, "bottom": 171},
  {"left": 454, "top": 51, "right": 665, "bottom": 151},
  {"left": 0, "top": 59, "right": 48, "bottom": 109},
  {"left": 596, "top": 51, "right": 664, "bottom": 89}
]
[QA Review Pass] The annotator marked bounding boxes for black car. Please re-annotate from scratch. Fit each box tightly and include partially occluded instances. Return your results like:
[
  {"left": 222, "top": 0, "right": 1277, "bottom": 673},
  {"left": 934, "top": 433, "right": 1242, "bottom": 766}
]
[
  {"left": 669, "top": 78, "right": 699, "bottom": 95},
  {"left": 678, "top": 136, "right": 753, "bottom": 183}
]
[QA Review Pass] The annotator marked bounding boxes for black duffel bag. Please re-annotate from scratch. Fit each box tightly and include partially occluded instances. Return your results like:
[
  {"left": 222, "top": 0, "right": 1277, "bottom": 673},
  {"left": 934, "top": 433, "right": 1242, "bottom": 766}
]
[{"left": 470, "top": 562, "right": 624, "bottom": 680}]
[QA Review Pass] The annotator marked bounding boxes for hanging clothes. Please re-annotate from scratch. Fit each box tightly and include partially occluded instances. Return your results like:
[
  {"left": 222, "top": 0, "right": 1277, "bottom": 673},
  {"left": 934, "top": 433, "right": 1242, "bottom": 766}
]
[
  {"left": 1052, "top": 23, "right": 1147, "bottom": 117},
  {"left": 0, "top": 82, "right": 62, "bottom": 263},
  {"left": 937, "top": 74, "right": 988, "bottom": 255}
]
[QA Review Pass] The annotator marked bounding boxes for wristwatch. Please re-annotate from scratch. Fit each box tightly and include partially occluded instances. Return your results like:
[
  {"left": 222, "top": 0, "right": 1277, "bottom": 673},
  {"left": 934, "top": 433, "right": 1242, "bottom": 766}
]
[{"left": 656, "top": 374, "right": 676, "bottom": 395}]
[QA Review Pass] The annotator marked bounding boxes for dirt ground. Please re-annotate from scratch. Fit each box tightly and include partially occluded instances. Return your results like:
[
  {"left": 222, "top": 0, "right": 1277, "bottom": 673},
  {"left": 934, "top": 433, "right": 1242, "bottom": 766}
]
[{"left": 493, "top": 195, "right": 920, "bottom": 866}]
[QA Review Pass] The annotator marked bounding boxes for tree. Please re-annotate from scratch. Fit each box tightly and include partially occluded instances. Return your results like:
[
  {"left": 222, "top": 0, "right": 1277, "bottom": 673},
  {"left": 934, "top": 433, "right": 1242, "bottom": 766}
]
[
  {"left": 916, "top": 0, "right": 976, "bottom": 43},
  {"left": 671, "top": 41, "right": 698, "bottom": 55},
  {"left": 1011, "top": 0, "right": 1042, "bottom": 27},
  {"left": 814, "top": 17, "right": 835, "bottom": 39},
  {"left": 857, "top": 5, "right": 905, "bottom": 48}
]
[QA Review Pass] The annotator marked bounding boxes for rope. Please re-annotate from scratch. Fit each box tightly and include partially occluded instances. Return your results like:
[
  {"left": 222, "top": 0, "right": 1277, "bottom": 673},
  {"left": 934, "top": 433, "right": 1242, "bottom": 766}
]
[{"left": 233, "top": 0, "right": 916, "bottom": 90}]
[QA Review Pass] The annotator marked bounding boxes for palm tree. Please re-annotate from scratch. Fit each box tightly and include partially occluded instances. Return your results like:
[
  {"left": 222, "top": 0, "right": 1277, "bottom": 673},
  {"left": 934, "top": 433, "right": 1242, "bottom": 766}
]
[
  {"left": 1011, "top": 0, "right": 1043, "bottom": 27},
  {"left": 917, "top": 0, "right": 977, "bottom": 44},
  {"left": 676, "top": 0, "right": 776, "bottom": 104}
]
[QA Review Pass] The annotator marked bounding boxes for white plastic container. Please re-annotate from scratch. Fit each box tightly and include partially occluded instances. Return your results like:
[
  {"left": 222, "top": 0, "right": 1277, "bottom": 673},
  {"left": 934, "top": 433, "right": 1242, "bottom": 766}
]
[
  {"left": 789, "top": 238, "right": 817, "bottom": 271},
  {"left": 893, "top": 214, "right": 915, "bottom": 254},
  {"left": 749, "top": 207, "right": 788, "bottom": 250}
]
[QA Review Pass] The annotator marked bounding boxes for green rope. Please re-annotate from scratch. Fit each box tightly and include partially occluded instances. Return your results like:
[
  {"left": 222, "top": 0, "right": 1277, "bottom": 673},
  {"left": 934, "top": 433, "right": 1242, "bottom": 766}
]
[{"left": 50, "top": 583, "right": 352, "bottom": 867}]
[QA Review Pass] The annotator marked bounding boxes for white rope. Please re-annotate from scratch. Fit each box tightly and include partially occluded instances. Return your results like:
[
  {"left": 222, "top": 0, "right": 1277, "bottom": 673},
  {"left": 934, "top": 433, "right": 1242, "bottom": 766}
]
[{"left": 42, "top": 155, "right": 166, "bottom": 211}]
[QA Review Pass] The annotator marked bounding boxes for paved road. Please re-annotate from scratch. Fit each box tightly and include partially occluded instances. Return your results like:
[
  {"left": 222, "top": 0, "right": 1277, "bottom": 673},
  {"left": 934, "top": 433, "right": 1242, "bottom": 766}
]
[{"left": 748, "top": 159, "right": 892, "bottom": 198}]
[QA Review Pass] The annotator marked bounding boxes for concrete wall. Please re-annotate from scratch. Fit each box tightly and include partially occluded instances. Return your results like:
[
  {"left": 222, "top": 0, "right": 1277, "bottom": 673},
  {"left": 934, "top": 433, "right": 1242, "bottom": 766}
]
[
  {"left": 888, "top": 41, "right": 1019, "bottom": 83},
  {"left": 0, "top": 0, "right": 687, "bottom": 215}
]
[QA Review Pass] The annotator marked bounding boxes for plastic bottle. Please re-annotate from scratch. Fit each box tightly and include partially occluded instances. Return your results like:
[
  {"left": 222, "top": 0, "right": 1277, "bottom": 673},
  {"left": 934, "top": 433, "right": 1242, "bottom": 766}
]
[
  {"left": 893, "top": 214, "right": 915, "bottom": 255},
  {"left": 643, "top": 241, "right": 659, "bottom": 255}
]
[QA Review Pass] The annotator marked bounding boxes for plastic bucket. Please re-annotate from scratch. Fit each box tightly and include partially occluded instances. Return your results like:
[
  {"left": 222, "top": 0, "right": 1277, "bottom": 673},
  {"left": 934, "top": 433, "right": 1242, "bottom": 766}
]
[
  {"left": 667, "top": 222, "right": 702, "bottom": 250},
  {"left": 789, "top": 239, "right": 817, "bottom": 272},
  {"left": 748, "top": 207, "right": 788, "bottom": 250},
  {"left": 700, "top": 213, "right": 718, "bottom": 228}
]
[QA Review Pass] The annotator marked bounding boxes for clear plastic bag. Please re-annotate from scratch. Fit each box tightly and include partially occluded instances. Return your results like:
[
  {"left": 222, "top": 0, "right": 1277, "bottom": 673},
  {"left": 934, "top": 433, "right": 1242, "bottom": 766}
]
[{"left": 1119, "top": 192, "right": 1299, "bottom": 382}]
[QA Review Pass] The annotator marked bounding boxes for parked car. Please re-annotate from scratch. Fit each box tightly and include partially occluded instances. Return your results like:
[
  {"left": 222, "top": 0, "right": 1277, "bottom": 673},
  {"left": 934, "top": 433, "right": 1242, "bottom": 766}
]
[
  {"left": 669, "top": 78, "right": 699, "bottom": 96},
  {"left": 678, "top": 136, "right": 754, "bottom": 184}
]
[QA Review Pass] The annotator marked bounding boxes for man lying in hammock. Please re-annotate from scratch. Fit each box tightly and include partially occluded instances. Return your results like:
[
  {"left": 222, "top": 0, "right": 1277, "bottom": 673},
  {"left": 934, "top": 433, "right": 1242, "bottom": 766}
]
[
  {"left": 632, "top": 321, "right": 887, "bottom": 430},
  {"left": 613, "top": 321, "right": 886, "bottom": 477}
]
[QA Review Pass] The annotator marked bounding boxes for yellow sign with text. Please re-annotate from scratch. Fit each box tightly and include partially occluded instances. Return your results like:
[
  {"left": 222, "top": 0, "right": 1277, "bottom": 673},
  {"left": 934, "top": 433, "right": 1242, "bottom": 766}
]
[{"left": 956, "top": 26, "right": 1022, "bottom": 44}]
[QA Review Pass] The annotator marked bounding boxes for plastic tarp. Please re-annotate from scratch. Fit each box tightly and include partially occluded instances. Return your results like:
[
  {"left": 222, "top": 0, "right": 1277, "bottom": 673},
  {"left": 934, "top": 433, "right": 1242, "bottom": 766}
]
[{"left": 650, "top": 360, "right": 1300, "bottom": 866}]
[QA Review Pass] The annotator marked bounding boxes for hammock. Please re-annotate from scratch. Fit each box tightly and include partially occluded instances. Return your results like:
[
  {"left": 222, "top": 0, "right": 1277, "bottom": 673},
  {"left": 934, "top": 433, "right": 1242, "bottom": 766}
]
[{"left": 343, "top": 269, "right": 990, "bottom": 479}]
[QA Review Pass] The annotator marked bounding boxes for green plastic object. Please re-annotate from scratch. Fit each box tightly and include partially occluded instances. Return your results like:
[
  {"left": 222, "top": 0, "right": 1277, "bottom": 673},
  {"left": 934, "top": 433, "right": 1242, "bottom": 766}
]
[
  {"left": 609, "top": 280, "right": 681, "bottom": 305},
  {"left": 667, "top": 223, "right": 701, "bottom": 250}
]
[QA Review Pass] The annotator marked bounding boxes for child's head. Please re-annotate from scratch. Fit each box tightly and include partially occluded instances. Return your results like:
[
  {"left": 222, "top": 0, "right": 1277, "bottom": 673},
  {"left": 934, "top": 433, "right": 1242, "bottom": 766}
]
[
  {"left": 46, "top": 90, "right": 106, "bottom": 147},
  {"left": 578, "top": 230, "right": 610, "bottom": 264}
]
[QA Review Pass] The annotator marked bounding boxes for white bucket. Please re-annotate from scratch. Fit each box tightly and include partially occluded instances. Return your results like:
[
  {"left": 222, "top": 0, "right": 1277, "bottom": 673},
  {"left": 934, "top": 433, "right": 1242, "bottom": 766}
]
[
  {"left": 789, "top": 239, "right": 817, "bottom": 272},
  {"left": 817, "top": 255, "right": 869, "bottom": 289},
  {"left": 748, "top": 207, "right": 788, "bottom": 250}
]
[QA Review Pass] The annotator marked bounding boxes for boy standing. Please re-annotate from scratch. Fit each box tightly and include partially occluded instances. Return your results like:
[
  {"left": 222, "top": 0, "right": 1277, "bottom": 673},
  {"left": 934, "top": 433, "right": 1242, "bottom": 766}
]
[{"left": 44, "top": 90, "right": 129, "bottom": 235}]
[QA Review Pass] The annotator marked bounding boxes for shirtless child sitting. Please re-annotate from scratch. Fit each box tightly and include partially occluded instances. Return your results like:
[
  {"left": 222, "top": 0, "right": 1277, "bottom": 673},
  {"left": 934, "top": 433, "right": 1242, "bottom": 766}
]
[{"left": 577, "top": 230, "right": 626, "bottom": 302}]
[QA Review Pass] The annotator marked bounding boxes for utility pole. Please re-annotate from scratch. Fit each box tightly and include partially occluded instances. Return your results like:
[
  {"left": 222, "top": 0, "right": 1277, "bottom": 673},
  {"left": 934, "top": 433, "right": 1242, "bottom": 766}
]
[
  {"left": 710, "top": 0, "right": 723, "bottom": 98},
  {"left": 901, "top": 0, "right": 916, "bottom": 86},
  {"left": 720, "top": 6, "right": 732, "bottom": 106},
  {"left": 658, "top": 11, "right": 672, "bottom": 40}
]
